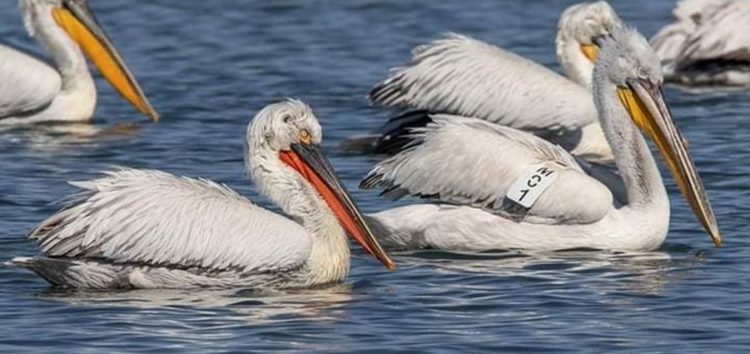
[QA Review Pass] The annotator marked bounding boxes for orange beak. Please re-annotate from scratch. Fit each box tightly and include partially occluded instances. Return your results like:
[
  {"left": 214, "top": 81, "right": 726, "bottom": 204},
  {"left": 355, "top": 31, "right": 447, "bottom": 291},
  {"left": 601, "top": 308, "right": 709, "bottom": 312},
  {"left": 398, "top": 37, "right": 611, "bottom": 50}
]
[
  {"left": 52, "top": 0, "right": 159, "bottom": 121},
  {"left": 280, "top": 144, "right": 396, "bottom": 270}
]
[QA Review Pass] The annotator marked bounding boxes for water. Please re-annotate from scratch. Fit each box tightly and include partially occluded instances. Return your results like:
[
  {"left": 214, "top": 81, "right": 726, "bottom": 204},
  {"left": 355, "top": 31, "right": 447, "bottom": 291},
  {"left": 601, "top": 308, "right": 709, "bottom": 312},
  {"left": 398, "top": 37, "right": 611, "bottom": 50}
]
[{"left": 1, "top": 0, "right": 749, "bottom": 352}]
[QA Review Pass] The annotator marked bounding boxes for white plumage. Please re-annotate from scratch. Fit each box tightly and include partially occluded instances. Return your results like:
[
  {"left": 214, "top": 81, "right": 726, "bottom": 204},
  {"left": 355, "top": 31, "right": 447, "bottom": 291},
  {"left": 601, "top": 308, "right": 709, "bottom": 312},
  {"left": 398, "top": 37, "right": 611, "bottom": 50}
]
[
  {"left": 361, "top": 116, "right": 613, "bottom": 225},
  {"left": 0, "top": 45, "right": 63, "bottom": 118},
  {"left": 34, "top": 169, "right": 312, "bottom": 274},
  {"left": 370, "top": 34, "right": 598, "bottom": 136},
  {"left": 0, "top": 0, "right": 157, "bottom": 124},
  {"left": 11, "top": 100, "right": 394, "bottom": 289},
  {"left": 651, "top": 0, "right": 750, "bottom": 86},
  {"left": 556, "top": 1, "right": 623, "bottom": 88},
  {"left": 367, "top": 1, "right": 622, "bottom": 162},
  {"left": 363, "top": 27, "right": 721, "bottom": 252}
]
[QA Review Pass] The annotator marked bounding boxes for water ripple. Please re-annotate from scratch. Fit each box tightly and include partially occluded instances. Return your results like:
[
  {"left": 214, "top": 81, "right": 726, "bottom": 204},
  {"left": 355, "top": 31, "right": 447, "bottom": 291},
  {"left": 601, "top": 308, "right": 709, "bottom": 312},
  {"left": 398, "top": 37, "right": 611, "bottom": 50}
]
[{"left": 1, "top": 0, "right": 749, "bottom": 353}]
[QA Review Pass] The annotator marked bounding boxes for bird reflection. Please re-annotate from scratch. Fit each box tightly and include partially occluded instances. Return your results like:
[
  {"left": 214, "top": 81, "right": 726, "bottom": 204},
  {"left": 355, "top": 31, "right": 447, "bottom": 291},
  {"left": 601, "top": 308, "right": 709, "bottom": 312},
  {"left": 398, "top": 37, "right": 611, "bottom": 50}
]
[
  {"left": 35, "top": 283, "right": 354, "bottom": 323},
  {"left": 0, "top": 121, "right": 141, "bottom": 152},
  {"left": 395, "top": 246, "right": 706, "bottom": 297}
]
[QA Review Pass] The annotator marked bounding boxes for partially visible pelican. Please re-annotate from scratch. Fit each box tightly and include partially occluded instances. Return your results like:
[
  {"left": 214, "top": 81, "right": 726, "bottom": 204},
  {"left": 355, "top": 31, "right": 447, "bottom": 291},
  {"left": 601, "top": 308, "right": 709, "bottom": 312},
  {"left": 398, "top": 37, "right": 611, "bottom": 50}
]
[
  {"left": 356, "top": 1, "right": 621, "bottom": 162},
  {"left": 557, "top": 1, "right": 623, "bottom": 89},
  {"left": 0, "top": 0, "right": 158, "bottom": 125},
  {"left": 361, "top": 27, "right": 721, "bottom": 252},
  {"left": 9, "top": 100, "right": 395, "bottom": 289},
  {"left": 651, "top": 0, "right": 750, "bottom": 87}
]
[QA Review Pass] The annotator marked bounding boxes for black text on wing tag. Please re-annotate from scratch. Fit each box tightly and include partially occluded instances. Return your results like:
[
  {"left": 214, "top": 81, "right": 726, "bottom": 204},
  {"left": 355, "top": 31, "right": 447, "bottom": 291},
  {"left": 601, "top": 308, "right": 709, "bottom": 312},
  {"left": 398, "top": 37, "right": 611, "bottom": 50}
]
[{"left": 506, "top": 163, "right": 560, "bottom": 209}]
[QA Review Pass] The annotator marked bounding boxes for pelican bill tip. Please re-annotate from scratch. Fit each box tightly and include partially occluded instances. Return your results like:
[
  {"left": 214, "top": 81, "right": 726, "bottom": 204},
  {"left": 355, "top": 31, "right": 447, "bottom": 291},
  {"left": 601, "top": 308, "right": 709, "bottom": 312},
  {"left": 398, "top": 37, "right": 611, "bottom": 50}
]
[
  {"left": 384, "top": 260, "right": 397, "bottom": 271},
  {"left": 706, "top": 219, "right": 721, "bottom": 247},
  {"left": 711, "top": 232, "right": 722, "bottom": 248}
]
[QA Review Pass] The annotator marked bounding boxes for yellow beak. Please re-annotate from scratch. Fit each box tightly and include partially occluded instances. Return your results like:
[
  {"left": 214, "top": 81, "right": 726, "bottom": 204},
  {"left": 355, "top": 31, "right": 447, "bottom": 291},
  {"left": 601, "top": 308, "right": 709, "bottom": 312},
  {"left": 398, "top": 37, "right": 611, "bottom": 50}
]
[
  {"left": 580, "top": 43, "right": 599, "bottom": 63},
  {"left": 617, "top": 79, "right": 721, "bottom": 247},
  {"left": 52, "top": 0, "right": 159, "bottom": 122}
]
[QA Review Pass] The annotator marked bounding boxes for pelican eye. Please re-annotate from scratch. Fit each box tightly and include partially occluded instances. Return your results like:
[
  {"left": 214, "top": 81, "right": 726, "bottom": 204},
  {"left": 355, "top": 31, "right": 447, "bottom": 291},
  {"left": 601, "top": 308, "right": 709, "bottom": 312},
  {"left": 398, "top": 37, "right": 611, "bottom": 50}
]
[
  {"left": 299, "top": 129, "right": 311, "bottom": 144},
  {"left": 637, "top": 66, "right": 648, "bottom": 79},
  {"left": 282, "top": 114, "right": 293, "bottom": 123}
]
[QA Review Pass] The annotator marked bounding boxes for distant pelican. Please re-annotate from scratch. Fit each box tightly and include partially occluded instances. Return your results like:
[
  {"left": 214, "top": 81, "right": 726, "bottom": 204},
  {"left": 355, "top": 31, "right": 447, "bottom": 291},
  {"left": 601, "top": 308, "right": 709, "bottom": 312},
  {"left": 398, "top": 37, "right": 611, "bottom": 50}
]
[
  {"left": 10, "top": 100, "right": 395, "bottom": 289},
  {"left": 361, "top": 27, "right": 721, "bottom": 252},
  {"left": 651, "top": 0, "right": 750, "bottom": 87},
  {"left": 0, "top": 0, "right": 158, "bottom": 125},
  {"left": 358, "top": 1, "right": 621, "bottom": 162}
]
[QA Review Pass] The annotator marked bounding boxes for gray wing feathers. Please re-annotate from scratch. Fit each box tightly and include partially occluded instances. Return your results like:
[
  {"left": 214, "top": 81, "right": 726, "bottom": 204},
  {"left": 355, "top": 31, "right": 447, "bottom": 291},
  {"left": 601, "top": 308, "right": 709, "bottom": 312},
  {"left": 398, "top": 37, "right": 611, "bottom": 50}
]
[
  {"left": 361, "top": 117, "right": 613, "bottom": 224},
  {"left": 30, "top": 169, "right": 312, "bottom": 273},
  {"left": 368, "top": 34, "right": 597, "bottom": 134},
  {"left": 0, "top": 45, "right": 61, "bottom": 118}
]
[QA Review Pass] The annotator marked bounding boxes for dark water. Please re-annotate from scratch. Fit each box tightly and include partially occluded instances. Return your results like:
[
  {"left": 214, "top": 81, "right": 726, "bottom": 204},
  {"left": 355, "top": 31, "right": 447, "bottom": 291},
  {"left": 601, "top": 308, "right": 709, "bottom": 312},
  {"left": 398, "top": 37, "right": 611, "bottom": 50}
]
[{"left": 1, "top": 0, "right": 749, "bottom": 353}]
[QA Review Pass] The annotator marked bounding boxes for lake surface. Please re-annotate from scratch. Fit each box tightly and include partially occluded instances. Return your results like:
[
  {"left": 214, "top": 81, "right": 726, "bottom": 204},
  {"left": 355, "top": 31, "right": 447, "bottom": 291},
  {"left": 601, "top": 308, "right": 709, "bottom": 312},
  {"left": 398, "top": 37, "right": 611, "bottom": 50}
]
[{"left": 1, "top": 0, "right": 749, "bottom": 352}]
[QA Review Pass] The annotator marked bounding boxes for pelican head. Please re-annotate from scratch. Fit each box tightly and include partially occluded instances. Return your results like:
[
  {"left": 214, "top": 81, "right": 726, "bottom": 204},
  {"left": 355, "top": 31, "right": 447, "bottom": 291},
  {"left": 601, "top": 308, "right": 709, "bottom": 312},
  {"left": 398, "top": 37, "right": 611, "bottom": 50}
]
[
  {"left": 20, "top": 0, "right": 159, "bottom": 121},
  {"left": 248, "top": 99, "right": 396, "bottom": 270},
  {"left": 595, "top": 27, "right": 721, "bottom": 246},
  {"left": 556, "top": 1, "right": 622, "bottom": 88}
]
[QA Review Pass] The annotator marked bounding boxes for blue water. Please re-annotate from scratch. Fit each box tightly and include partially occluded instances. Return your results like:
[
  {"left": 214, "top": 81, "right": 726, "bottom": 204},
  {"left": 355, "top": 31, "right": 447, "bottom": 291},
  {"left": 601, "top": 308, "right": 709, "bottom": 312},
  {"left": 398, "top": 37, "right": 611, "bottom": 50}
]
[{"left": 1, "top": 0, "right": 749, "bottom": 352}]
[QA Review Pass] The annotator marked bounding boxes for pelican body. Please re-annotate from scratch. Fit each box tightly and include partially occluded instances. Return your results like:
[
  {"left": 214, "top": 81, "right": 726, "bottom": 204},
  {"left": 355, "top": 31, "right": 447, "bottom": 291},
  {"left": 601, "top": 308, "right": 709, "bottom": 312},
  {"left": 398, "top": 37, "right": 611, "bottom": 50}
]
[
  {"left": 352, "top": 1, "right": 621, "bottom": 163},
  {"left": 0, "top": 0, "right": 158, "bottom": 125},
  {"left": 651, "top": 0, "right": 750, "bottom": 87},
  {"left": 10, "top": 100, "right": 395, "bottom": 289},
  {"left": 362, "top": 28, "right": 721, "bottom": 252}
]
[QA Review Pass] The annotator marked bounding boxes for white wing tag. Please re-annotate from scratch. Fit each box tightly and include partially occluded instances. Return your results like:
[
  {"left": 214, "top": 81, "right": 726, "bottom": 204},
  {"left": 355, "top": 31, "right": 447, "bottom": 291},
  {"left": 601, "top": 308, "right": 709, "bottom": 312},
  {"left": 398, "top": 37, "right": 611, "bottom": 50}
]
[{"left": 506, "top": 162, "right": 561, "bottom": 209}]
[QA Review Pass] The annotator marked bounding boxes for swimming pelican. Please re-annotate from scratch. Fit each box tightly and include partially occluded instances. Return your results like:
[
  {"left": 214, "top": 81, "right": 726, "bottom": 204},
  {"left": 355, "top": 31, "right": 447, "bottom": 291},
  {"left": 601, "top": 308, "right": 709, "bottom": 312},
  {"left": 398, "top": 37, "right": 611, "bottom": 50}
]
[
  {"left": 0, "top": 0, "right": 158, "bottom": 125},
  {"left": 361, "top": 27, "right": 721, "bottom": 252},
  {"left": 9, "top": 100, "right": 395, "bottom": 289},
  {"left": 357, "top": 1, "right": 621, "bottom": 162},
  {"left": 651, "top": 0, "right": 750, "bottom": 87}
]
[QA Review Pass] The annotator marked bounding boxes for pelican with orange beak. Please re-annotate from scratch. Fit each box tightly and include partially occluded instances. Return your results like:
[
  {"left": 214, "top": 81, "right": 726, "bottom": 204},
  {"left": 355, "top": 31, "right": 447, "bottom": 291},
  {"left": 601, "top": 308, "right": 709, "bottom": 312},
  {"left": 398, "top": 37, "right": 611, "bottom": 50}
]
[
  {"left": 9, "top": 100, "right": 394, "bottom": 289},
  {"left": 0, "top": 0, "right": 158, "bottom": 125}
]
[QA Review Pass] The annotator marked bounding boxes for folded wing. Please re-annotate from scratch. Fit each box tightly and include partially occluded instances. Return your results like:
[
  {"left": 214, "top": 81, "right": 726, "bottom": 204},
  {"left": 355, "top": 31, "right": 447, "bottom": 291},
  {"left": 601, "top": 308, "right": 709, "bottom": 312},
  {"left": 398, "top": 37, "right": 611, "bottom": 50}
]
[
  {"left": 0, "top": 45, "right": 62, "bottom": 118},
  {"left": 30, "top": 168, "right": 312, "bottom": 274},
  {"left": 361, "top": 116, "right": 614, "bottom": 225},
  {"left": 368, "top": 34, "right": 598, "bottom": 136}
]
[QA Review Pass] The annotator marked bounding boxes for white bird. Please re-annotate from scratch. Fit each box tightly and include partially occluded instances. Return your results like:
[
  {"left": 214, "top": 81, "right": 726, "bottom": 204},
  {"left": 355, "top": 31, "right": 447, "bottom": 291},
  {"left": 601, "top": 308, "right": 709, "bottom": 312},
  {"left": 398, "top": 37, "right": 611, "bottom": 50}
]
[
  {"left": 557, "top": 1, "right": 623, "bottom": 89},
  {"left": 651, "top": 0, "right": 750, "bottom": 87},
  {"left": 360, "top": 1, "right": 621, "bottom": 162},
  {"left": 9, "top": 100, "right": 395, "bottom": 289},
  {"left": 361, "top": 27, "right": 721, "bottom": 252},
  {"left": 0, "top": 0, "right": 158, "bottom": 125}
]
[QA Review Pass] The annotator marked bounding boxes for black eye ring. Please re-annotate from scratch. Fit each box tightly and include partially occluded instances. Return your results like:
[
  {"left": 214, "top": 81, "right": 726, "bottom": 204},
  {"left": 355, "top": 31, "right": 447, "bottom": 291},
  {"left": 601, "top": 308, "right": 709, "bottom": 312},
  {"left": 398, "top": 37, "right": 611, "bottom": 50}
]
[{"left": 282, "top": 114, "right": 293, "bottom": 123}]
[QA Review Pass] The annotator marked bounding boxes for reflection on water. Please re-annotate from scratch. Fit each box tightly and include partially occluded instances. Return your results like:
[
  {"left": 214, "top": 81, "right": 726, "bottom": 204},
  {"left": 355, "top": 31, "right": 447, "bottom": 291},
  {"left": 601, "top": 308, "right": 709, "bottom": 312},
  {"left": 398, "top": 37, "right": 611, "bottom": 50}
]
[
  {"left": 38, "top": 284, "right": 354, "bottom": 324},
  {"left": 0, "top": 122, "right": 142, "bottom": 151},
  {"left": 399, "top": 249, "right": 695, "bottom": 297},
  {"left": 1, "top": 0, "right": 749, "bottom": 352}
]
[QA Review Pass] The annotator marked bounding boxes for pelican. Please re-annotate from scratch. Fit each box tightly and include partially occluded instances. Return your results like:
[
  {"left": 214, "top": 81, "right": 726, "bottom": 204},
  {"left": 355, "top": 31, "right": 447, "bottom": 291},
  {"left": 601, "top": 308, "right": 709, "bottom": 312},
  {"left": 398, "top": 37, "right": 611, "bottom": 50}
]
[
  {"left": 361, "top": 27, "right": 721, "bottom": 252},
  {"left": 651, "top": 0, "right": 750, "bottom": 87},
  {"left": 0, "top": 0, "right": 158, "bottom": 125},
  {"left": 356, "top": 1, "right": 621, "bottom": 162},
  {"left": 9, "top": 100, "right": 395, "bottom": 289},
  {"left": 557, "top": 1, "right": 623, "bottom": 89}
]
